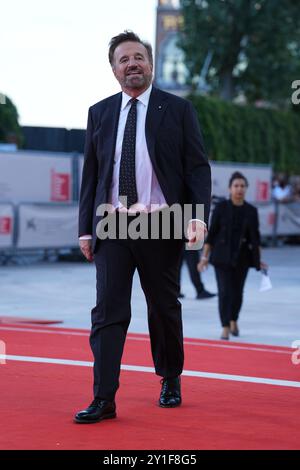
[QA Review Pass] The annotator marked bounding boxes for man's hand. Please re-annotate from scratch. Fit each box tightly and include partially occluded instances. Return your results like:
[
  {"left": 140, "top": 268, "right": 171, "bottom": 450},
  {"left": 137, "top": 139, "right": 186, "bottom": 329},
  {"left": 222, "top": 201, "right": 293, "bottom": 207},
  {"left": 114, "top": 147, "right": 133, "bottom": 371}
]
[
  {"left": 197, "top": 258, "right": 209, "bottom": 272},
  {"left": 187, "top": 220, "right": 207, "bottom": 249},
  {"left": 79, "top": 239, "right": 94, "bottom": 262}
]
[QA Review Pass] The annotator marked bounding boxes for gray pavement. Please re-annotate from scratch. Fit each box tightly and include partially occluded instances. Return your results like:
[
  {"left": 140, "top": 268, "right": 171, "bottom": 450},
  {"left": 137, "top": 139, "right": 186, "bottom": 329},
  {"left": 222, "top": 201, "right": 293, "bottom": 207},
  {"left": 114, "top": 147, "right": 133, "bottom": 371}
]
[{"left": 0, "top": 246, "right": 299, "bottom": 347}]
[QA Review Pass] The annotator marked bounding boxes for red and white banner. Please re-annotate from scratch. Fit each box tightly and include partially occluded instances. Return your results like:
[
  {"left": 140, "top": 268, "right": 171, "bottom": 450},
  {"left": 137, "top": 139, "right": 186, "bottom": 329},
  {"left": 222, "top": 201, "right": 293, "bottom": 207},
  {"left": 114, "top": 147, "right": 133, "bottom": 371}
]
[
  {"left": 256, "top": 203, "right": 276, "bottom": 236},
  {"left": 17, "top": 204, "right": 79, "bottom": 249},
  {"left": 0, "top": 151, "right": 72, "bottom": 204},
  {"left": 50, "top": 169, "right": 70, "bottom": 201},
  {"left": 211, "top": 162, "right": 272, "bottom": 203},
  {"left": 254, "top": 202, "right": 300, "bottom": 237},
  {"left": 0, "top": 204, "right": 14, "bottom": 248},
  {"left": 276, "top": 202, "right": 300, "bottom": 236},
  {"left": 78, "top": 156, "right": 84, "bottom": 197}
]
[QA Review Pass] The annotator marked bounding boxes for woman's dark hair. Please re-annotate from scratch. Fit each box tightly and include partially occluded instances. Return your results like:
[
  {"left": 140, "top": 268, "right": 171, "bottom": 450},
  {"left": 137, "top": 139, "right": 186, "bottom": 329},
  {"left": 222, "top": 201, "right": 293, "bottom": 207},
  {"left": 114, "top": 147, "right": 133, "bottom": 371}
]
[
  {"left": 108, "top": 30, "right": 153, "bottom": 66},
  {"left": 229, "top": 171, "right": 249, "bottom": 188}
]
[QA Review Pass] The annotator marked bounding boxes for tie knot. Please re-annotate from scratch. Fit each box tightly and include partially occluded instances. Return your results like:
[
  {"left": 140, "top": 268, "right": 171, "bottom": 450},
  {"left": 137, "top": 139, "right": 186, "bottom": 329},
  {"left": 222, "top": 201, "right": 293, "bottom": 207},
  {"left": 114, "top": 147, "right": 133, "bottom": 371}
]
[{"left": 130, "top": 98, "right": 138, "bottom": 106}]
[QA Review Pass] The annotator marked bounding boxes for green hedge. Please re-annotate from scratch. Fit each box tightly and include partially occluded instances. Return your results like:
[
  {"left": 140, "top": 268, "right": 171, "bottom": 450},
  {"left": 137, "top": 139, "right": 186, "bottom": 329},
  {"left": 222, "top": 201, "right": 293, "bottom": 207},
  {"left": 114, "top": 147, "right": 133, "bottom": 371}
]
[{"left": 189, "top": 94, "right": 300, "bottom": 173}]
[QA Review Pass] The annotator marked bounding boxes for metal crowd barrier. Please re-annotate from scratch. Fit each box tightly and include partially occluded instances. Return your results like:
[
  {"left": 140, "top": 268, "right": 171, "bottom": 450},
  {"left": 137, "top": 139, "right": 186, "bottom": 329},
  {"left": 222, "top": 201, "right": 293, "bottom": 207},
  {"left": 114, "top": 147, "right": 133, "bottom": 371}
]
[{"left": 1, "top": 200, "right": 300, "bottom": 263}]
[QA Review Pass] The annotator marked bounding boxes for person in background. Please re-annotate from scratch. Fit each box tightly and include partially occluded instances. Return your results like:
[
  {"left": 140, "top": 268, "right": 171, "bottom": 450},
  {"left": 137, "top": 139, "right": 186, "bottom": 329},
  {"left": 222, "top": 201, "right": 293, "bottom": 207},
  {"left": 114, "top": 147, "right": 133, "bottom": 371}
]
[
  {"left": 272, "top": 174, "right": 292, "bottom": 203},
  {"left": 178, "top": 249, "right": 216, "bottom": 299},
  {"left": 292, "top": 180, "right": 300, "bottom": 202},
  {"left": 198, "top": 172, "right": 267, "bottom": 340}
]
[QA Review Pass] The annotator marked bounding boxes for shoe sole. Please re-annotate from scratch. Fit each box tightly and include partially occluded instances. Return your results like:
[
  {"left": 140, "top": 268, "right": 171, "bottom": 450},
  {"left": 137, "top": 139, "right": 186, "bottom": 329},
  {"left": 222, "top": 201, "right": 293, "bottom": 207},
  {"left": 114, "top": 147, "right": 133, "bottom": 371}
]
[
  {"left": 74, "top": 412, "right": 117, "bottom": 424},
  {"left": 158, "top": 402, "right": 182, "bottom": 408},
  {"left": 196, "top": 296, "right": 216, "bottom": 299}
]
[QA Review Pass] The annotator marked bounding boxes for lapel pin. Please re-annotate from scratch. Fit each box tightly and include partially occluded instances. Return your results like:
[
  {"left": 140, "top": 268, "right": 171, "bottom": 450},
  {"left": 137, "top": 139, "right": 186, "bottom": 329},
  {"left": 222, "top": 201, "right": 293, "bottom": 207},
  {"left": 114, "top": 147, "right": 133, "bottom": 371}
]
[{"left": 158, "top": 105, "right": 162, "bottom": 110}]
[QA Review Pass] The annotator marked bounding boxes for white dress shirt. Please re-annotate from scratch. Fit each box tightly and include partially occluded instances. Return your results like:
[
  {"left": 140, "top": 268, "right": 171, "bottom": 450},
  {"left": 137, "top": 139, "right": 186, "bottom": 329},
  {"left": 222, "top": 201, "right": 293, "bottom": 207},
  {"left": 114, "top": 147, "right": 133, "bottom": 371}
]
[{"left": 109, "top": 84, "right": 167, "bottom": 213}]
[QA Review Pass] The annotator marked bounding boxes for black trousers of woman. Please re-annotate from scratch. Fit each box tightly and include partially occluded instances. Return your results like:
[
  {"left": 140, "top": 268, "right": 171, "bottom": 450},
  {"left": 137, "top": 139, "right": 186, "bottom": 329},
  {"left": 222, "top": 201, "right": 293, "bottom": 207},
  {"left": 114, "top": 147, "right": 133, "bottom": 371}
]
[{"left": 214, "top": 261, "right": 249, "bottom": 327}]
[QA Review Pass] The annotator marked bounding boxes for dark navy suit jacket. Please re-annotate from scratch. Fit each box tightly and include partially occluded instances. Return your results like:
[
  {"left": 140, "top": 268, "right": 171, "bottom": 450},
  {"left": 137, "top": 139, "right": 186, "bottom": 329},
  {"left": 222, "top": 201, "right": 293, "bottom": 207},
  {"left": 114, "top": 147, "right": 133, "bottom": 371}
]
[{"left": 79, "top": 86, "right": 211, "bottom": 252}]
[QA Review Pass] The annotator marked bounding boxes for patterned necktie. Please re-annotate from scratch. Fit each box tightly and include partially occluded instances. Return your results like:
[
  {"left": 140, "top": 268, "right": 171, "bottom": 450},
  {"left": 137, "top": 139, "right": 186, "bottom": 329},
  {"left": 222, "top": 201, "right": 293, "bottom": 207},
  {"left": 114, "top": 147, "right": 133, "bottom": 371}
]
[{"left": 119, "top": 98, "right": 138, "bottom": 208}]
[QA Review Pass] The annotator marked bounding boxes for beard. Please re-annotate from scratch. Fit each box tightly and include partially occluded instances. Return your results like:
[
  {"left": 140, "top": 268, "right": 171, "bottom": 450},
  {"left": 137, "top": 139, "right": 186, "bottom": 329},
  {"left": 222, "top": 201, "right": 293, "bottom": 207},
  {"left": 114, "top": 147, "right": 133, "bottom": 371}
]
[{"left": 122, "top": 70, "right": 152, "bottom": 90}]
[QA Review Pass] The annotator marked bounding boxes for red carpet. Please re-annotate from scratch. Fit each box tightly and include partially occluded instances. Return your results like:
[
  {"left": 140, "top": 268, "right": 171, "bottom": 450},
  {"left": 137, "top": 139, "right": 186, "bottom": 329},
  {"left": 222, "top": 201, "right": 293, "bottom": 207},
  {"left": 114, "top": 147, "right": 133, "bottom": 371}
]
[
  {"left": 0, "top": 316, "right": 63, "bottom": 325},
  {"left": 0, "top": 324, "right": 299, "bottom": 450}
]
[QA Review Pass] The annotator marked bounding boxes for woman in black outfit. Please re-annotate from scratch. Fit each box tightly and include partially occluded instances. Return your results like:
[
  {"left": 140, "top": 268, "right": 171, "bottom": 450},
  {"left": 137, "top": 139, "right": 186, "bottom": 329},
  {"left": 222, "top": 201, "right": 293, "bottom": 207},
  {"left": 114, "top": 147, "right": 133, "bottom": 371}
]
[{"left": 198, "top": 172, "right": 267, "bottom": 340}]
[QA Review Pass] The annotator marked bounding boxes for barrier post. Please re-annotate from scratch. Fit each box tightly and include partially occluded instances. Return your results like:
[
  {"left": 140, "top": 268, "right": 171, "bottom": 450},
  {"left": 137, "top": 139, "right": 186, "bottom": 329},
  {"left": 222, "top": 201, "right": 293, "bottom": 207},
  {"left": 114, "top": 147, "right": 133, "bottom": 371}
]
[{"left": 272, "top": 200, "right": 279, "bottom": 247}]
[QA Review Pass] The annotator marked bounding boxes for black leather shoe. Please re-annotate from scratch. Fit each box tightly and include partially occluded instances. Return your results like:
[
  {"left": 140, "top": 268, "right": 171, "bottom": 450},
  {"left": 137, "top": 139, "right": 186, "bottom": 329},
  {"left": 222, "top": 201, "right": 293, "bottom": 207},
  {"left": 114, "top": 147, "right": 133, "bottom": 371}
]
[
  {"left": 196, "top": 290, "right": 216, "bottom": 299},
  {"left": 159, "top": 377, "right": 182, "bottom": 408},
  {"left": 74, "top": 399, "right": 116, "bottom": 424}
]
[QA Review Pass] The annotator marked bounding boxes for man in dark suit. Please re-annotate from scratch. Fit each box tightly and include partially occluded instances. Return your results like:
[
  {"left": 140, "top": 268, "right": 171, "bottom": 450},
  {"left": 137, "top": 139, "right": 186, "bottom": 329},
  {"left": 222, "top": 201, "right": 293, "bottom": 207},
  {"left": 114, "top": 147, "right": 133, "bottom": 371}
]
[{"left": 75, "top": 31, "right": 211, "bottom": 424}]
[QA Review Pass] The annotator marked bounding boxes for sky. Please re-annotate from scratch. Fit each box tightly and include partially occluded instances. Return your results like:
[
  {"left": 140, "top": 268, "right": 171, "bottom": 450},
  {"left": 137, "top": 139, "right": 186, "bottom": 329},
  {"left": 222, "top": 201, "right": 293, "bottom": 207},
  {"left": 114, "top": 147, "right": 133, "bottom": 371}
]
[{"left": 1, "top": 0, "right": 158, "bottom": 129}]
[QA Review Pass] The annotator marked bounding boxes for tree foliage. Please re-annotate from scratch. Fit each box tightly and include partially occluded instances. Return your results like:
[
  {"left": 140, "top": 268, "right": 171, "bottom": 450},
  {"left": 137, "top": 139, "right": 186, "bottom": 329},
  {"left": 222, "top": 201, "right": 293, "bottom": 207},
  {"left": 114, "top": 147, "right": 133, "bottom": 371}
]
[
  {"left": 179, "top": 0, "right": 300, "bottom": 103},
  {"left": 0, "top": 94, "right": 22, "bottom": 145}
]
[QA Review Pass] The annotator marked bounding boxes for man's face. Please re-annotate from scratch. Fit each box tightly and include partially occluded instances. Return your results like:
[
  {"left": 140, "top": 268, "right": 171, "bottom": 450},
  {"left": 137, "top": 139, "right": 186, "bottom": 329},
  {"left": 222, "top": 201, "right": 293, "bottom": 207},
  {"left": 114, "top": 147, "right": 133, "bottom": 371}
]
[{"left": 112, "top": 41, "right": 153, "bottom": 93}]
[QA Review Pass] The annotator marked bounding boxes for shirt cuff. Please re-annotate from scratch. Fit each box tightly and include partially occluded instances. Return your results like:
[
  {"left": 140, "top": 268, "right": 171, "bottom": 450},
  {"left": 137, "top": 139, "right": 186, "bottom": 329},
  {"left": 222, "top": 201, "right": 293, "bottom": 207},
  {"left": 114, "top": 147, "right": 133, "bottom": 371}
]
[
  {"left": 79, "top": 235, "right": 92, "bottom": 240},
  {"left": 188, "top": 219, "right": 207, "bottom": 227}
]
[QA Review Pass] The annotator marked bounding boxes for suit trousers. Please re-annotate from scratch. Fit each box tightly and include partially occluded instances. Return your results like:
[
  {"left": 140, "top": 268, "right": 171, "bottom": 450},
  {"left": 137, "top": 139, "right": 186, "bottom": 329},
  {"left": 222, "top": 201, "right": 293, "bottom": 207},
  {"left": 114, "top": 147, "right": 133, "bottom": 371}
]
[
  {"left": 214, "top": 261, "right": 249, "bottom": 327},
  {"left": 179, "top": 249, "right": 204, "bottom": 295},
  {"left": 90, "top": 212, "right": 184, "bottom": 401}
]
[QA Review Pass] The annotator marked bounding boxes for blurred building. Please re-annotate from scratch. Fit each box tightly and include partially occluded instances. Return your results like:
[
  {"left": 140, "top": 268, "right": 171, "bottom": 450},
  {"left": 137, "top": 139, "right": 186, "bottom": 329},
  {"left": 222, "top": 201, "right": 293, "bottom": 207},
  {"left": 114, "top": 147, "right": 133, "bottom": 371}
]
[
  {"left": 154, "top": 0, "right": 189, "bottom": 96},
  {"left": 21, "top": 0, "right": 187, "bottom": 153},
  {"left": 21, "top": 126, "right": 85, "bottom": 153}
]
